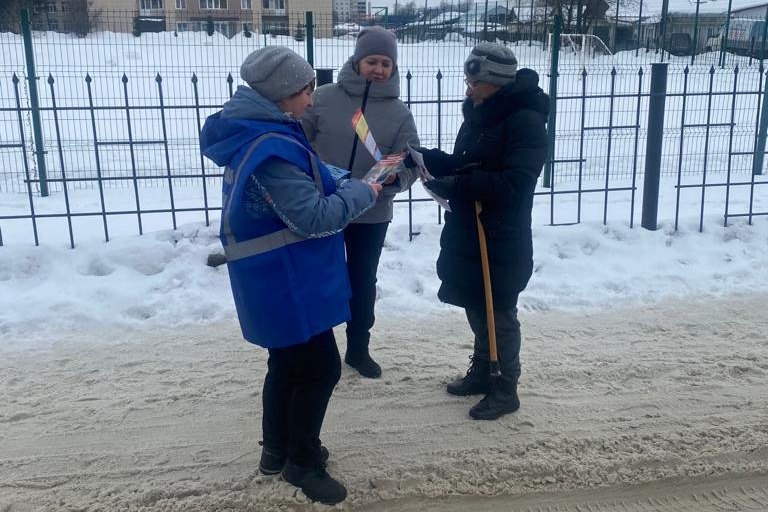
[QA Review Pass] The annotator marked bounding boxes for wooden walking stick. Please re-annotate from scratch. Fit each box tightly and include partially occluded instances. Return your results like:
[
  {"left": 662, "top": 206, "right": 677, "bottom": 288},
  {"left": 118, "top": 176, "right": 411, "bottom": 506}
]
[{"left": 475, "top": 201, "right": 501, "bottom": 378}]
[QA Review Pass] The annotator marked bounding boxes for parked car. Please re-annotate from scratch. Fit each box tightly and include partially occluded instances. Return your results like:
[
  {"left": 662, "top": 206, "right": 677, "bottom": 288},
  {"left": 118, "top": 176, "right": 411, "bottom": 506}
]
[{"left": 665, "top": 32, "right": 693, "bottom": 56}]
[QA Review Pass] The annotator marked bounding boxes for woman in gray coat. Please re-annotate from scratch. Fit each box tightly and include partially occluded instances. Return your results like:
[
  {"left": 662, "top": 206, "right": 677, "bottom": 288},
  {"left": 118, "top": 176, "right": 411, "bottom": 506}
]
[{"left": 303, "top": 26, "right": 419, "bottom": 378}]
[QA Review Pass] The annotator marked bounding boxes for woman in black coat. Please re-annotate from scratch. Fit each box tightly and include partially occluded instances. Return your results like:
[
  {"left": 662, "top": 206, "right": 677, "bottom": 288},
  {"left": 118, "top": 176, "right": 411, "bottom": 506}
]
[{"left": 418, "top": 42, "right": 548, "bottom": 420}]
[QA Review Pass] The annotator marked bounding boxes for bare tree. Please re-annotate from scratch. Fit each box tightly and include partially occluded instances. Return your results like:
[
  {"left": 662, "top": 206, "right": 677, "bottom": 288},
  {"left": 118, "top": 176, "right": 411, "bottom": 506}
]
[
  {"left": 437, "top": 0, "right": 474, "bottom": 12},
  {"left": 399, "top": 0, "right": 418, "bottom": 15},
  {"left": 67, "top": 0, "right": 101, "bottom": 37},
  {"left": 545, "top": 0, "right": 629, "bottom": 33},
  {"left": 3, "top": 0, "right": 48, "bottom": 32}
]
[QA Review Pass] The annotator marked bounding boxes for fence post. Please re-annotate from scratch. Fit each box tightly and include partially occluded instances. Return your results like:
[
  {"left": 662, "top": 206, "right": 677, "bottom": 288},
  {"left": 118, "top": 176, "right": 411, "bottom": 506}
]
[
  {"left": 20, "top": 8, "right": 49, "bottom": 197},
  {"left": 642, "top": 63, "right": 668, "bottom": 230},
  {"left": 691, "top": 0, "right": 701, "bottom": 65},
  {"left": 752, "top": 70, "right": 768, "bottom": 176},
  {"left": 305, "top": 11, "right": 314, "bottom": 67},
  {"left": 543, "top": 14, "right": 561, "bottom": 189},
  {"left": 720, "top": 0, "right": 733, "bottom": 68}
]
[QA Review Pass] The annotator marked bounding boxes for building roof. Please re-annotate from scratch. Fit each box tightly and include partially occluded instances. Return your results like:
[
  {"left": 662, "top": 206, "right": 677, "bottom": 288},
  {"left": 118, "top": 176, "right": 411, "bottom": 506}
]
[{"left": 609, "top": 0, "right": 768, "bottom": 20}]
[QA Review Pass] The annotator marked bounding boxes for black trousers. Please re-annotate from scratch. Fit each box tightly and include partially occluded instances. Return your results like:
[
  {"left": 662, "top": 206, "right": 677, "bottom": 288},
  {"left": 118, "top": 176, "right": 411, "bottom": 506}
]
[
  {"left": 465, "top": 300, "right": 522, "bottom": 384},
  {"left": 343, "top": 222, "right": 389, "bottom": 354},
  {"left": 262, "top": 329, "right": 341, "bottom": 466}
]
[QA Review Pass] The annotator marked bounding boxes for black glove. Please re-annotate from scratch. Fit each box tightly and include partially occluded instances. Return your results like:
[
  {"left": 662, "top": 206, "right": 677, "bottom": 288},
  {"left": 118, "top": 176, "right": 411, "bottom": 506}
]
[
  {"left": 403, "top": 152, "right": 417, "bottom": 169},
  {"left": 420, "top": 148, "right": 456, "bottom": 178},
  {"left": 424, "top": 176, "right": 457, "bottom": 201}
]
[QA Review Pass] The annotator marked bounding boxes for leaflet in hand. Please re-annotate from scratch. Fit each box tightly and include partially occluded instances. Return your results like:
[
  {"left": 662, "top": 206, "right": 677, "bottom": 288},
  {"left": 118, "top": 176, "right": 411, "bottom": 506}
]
[
  {"left": 406, "top": 143, "right": 451, "bottom": 211},
  {"left": 362, "top": 153, "right": 405, "bottom": 185}
]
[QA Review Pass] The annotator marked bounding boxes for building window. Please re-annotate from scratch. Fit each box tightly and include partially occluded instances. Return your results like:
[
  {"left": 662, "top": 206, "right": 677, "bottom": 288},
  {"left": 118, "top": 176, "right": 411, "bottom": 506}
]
[
  {"left": 263, "top": 19, "right": 287, "bottom": 34},
  {"left": 201, "top": 0, "right": 227, "bottom": 8},
  {"left": 48, "top": 19, "right": 59, "bottom": 30},
  {"left": 176, "top": 0, "right": 187, "bottom": 8},
  {"left": 217, "top": 21, "right": 232, "bottom": 36},
  {"left": 241, "top": 0, "right": 251, "bottom": 9},
  {"left": 262, "top": 0, "right": 269, "bottom": 7},
  {"left": 177, "top": 21, "right": 188, "bottom": 31},
  {"left": 61, "top": 2, "right": 70, "bottom": 12},
  {"left": 47, "top": 2, "right": 57, "bottom": 13},
  {"left": 140, "top": 0, "right": 163, "bottom": 10}
]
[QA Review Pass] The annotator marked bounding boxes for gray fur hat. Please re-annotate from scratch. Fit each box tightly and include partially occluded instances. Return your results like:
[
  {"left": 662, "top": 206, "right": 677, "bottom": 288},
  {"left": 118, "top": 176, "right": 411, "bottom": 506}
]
[
  {"left": 464, "top": 42, "right": 518, "bottom": 87},
  {"left": 240, "top": 46, "right": 315, "bottom": 102},
  {"left": 353, "top": 26, "right": 398, "bottom": 65}
]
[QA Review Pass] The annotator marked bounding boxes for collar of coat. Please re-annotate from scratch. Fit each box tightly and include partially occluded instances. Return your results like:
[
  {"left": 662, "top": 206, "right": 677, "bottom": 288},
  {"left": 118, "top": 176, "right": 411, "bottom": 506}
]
[
  {"left": 337, "top": 57, "right": 401, "bottom": 99},
  {"left": 461, "top": 68, "right": 550, "bottom": 129}
]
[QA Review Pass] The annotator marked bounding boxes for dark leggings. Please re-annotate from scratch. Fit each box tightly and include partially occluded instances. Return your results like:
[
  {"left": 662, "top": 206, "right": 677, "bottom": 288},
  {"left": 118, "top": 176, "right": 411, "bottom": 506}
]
[
  {"left": 343, "top": 222, "right": 389, "bottom": 353},
  {"left": 262, "top": 329, "right": 341, "bottom": 466}
]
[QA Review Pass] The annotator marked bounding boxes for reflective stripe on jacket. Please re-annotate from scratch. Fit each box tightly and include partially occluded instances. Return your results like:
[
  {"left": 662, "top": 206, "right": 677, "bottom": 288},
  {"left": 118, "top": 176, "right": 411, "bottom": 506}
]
[{"left": 222, "top": 132, "right": 351, "bottom": 348}]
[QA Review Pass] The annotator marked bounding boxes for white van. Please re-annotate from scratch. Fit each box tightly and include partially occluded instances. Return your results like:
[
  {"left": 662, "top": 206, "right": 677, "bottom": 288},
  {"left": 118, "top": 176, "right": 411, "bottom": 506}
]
[{"left": 706, "top": 18, "right": 768, "bottom": 57}]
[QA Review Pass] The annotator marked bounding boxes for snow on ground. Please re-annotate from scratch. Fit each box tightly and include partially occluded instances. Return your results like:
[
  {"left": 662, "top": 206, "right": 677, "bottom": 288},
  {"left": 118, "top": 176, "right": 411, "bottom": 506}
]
[
  {"left": 1, "top": 294, "right": 767, "bottom": 511},
  {"left": 1, "top": 30, "right": 767, "bottom": 511},
  {"left": 1, "top": 172, "right": 767, "bottom": 349},
  {"left": 1, "top": 173, "right": 767, "bottom": 509}
]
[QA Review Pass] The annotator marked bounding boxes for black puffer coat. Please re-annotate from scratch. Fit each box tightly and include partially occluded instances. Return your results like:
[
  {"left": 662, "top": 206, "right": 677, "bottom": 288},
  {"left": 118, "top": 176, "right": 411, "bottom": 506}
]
[{"left": 424, "top": 68, "right": 548, "bottom": 310}]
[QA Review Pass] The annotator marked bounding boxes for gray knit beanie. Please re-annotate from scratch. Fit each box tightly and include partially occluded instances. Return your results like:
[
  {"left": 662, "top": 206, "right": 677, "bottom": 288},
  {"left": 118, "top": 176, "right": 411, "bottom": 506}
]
[
  {"left": 353, "top": 26, "right": 398, "bottom": 65},
  {"left": 464, "top": 42, "right": 517, "bottom": 87},
  {"left": 240, "top": 46, "right": 315, "bottom": 102}
]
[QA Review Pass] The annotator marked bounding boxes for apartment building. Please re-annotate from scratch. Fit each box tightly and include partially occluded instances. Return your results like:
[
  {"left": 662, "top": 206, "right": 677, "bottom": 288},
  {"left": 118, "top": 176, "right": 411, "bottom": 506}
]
[
  {"left": 80, "top": 0, "right": 332, "bottom": 37},
  {"left": 333, "top": 0, "right": 354, "bottom": 22}
]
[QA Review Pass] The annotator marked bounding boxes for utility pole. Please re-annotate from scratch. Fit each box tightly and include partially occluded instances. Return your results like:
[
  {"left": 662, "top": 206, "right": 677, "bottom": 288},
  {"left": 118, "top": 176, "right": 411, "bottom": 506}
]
[{"left": 658, "top": 0, "right": 670, "bottom": 61}]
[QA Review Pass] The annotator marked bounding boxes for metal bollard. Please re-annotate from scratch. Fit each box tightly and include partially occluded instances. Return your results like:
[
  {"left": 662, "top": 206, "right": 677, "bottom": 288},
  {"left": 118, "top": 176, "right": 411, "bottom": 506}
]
[{"left": 641, "top": 63, "right": 668, "bottom": 230}]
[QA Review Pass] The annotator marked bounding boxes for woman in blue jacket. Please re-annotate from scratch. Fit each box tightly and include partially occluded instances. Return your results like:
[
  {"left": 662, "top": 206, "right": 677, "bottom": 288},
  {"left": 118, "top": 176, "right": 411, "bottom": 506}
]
[{"left": 200, "top": 46, "right": 380, "bottom": 506}]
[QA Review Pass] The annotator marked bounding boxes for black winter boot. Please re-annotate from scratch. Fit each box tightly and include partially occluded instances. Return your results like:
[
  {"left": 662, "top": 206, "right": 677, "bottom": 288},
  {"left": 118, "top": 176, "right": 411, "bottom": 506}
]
[
  {"left": 282, "top": 461, "right": 347, "bottom": 505},
  {"left": 344, "top": 350, "right": 381, "bottom": 378},
  {"left": 468, "top": 379, "right": 520, "bottom": 420},
  {"left": 258, "top": 442, "right": 329, "bottom": 475},
  {"left": 446, "top": 356, "right": 492, "bottom": 396}
]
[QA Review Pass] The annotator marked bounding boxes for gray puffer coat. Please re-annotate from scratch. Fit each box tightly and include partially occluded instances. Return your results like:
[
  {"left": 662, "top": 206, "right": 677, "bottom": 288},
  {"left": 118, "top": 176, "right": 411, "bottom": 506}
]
[{"left": 302, "top": 57, "right": 419, "bottom": 224}]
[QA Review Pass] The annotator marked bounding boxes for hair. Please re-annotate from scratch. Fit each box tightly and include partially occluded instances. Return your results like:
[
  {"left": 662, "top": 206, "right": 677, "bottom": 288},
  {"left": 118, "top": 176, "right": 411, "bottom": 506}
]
[{"left": 284, "top": 78, "right": 316, "bottom": 99}]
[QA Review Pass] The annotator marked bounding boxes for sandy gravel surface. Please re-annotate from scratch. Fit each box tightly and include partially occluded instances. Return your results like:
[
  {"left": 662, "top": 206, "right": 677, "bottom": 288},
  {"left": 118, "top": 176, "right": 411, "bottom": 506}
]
[{"left": 2, "top": 294, "right": 767, "bottom": 511}]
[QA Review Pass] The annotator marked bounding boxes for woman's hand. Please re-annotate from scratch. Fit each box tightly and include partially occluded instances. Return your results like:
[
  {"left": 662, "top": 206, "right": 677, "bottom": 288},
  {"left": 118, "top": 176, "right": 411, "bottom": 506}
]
[
  {"left": 383, "top": 174, "right": 397, "bottom": 185},
  {"left": 369, "top": 183, "right": 383, "bottom": 198}
]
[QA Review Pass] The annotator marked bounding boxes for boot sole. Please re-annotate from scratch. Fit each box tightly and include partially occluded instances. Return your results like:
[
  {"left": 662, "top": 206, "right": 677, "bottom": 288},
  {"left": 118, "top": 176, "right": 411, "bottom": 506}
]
[
  {"left": 281, "top": 473, "right": 347, "bottom": 505},
  {"left": 446, "top": 387, "right": 491, "bottom": 396},
  {"left": 259, "top": 465, "right": 282, "bottom": 475},
  {"left": 469, "top": 403, "right": 520, "bottom": 420},
  {"left": 344, "top": 358, "right": 381, "bottom": 378}
]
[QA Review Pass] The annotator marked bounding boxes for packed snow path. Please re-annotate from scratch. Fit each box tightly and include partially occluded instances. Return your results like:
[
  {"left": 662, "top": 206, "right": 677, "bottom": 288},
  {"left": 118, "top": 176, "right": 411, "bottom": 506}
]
[{"left": 1, "top": 294, "right": 767, "bottom": 511}]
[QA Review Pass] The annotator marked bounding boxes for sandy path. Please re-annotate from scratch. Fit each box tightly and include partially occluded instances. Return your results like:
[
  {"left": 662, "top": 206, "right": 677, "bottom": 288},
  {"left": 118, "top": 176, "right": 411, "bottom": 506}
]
[{"left": 1, "top": 294, "right": 767, "bottom": 511}]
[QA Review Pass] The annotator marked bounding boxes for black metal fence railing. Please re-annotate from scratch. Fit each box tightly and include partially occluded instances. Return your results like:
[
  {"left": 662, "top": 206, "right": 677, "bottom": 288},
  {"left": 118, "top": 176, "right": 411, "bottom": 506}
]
[{"left": 1, "top": 10, "right": 767, "bottom": 247}]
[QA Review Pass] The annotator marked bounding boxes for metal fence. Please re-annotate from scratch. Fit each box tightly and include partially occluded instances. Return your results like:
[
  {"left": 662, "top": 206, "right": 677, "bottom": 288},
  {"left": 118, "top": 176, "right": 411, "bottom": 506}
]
[{"left": 1, "top": 10, "right": 767, "bottom": 247}]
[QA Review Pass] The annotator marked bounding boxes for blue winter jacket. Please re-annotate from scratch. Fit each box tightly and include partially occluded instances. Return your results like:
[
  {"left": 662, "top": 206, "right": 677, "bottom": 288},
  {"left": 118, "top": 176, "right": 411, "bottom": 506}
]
[{"left": 200, "top": 85, "right": 375, "bottom": 348}]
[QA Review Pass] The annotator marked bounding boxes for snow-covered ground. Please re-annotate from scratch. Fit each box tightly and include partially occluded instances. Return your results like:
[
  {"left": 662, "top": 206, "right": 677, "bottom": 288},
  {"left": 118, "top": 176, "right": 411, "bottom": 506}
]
[
  {"left": 1, "top": 171, "right": 767, "bottom": 511},
  {"left": 1, "top": 31, "right": 767, "bottom": 512},
  {"left": 2, "top": 295, "right": 767, "bottom": 511},
  {"left": 1, "top": 172, "right": 766, "bottom": 349},
  {"left": 2, "top": 30, "right": 765, "bottom": 195}
]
